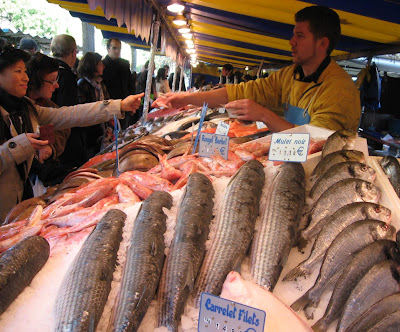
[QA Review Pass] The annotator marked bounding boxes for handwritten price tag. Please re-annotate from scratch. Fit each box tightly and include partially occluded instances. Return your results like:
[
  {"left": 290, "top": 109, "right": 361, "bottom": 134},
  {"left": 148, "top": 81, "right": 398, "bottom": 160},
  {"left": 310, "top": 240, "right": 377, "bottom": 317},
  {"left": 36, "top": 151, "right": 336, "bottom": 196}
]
[
  {"left": 215, "top": 121, "right": 230, "bottom": 136},
  {"left": 268, "top": 133, "right": 310, "bottom": 163},
  {"left": 198, "top": 293, "right": 266, "bottom": 332},
  {"left": 199, "top": 133, "right": 229, "bottom": 160}
]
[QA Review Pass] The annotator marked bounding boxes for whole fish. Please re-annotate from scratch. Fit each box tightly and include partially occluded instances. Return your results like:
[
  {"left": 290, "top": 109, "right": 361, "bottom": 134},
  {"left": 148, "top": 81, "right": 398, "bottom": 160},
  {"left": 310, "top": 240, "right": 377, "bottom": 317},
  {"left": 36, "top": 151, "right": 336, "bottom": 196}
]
[
  {"left": 193, "top": 160, "right": 265, "bottom": 305},
  {"left": 310, "top": 150, "right": 365, "bottom": 182},
  {"left": 291, "top": 220, "right": 395, "bottom": 313},
  {"left": 380, "top": 155, "right": 400, "bottom": 197},
  {"left": 55, "top": 209, "right": 126, "bottom": 332},
  {"left": 250, "top": 163, "right": 305, "bottom": 291},
  {"left": 337, "top": 260, "right": 400, "bottom": 332},
  {"left": 158, "top": 173, "right": 214, "bottom": 331},
  {"left": 321, "top": 129, "right": 357, "bottom": 158},
  {"left": 285, "top": 202, "right": 391, "bottom": 280},
  {"left": 366, "top": 310, "right": 400, "bottom": 332},
  {"left": 312, "top": 240, "right": 397, "bottom": 332},
  {"left": 300, "top": 178, "right": 381, "bottom": 242},
  {"left": 345, "top": 293, "right": 400, "bottom": 332},
  {"left": 0, "top": 236, "right": 49, "bottom": 315},
  {"left": 112, "top": 191, "right": 173, "bottom": 332},
  {"left": 309, "top": 161, "right": 376, "bottom": 201}
]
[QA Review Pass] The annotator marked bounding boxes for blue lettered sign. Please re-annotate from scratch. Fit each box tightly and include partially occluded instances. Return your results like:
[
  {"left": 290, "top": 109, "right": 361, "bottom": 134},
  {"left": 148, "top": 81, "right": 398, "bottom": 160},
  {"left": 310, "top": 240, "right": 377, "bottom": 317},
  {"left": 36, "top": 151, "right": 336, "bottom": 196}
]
[
  {"left": 199, "top": 133, "right": 229, "bottom": 160},
  {"left": 268, "top": 133, "right": 310, "bottom": 163},
  {"left": 198, "top": 293, "right": 266, "bottom": 332}
]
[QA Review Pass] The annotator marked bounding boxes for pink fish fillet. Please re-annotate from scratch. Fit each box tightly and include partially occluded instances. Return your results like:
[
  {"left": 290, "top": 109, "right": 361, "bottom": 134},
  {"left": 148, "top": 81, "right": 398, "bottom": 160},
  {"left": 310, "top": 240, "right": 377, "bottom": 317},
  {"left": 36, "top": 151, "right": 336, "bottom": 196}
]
[
  {"left": 158, "top": 154, "right": 183, "bottom": 181},
  {"left": 173, "top": 161, "right": 199, "bottom": 190},
  {"left": 116, "top": 183, "right": 141, "bottom": 203},
  {"left": 125, "top": 170, "right": 174, "bottom": 192},
  {"left": 119, "top": 177, "right": 153, "bottom": 200},
  {"left": 220, "top": 272, "right": 312, "bottom": 332},
  {"left": 25, "top": 205, "right": 44, "bottom": 227},
  {"left": 0, "top": 225, "right": 42, "bottom": 252}
]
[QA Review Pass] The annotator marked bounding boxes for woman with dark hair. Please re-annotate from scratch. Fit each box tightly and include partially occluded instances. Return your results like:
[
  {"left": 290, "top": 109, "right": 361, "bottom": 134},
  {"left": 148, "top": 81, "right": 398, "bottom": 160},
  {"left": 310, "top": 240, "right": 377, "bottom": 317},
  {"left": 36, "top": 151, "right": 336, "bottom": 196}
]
[
  {"left": 26, "top": 53, "right": 71, "bottom": 187},
  {"left": 76, "top": 52, "right": 111, "bottom": 156},
  {"left": 155, "top": 67, "right": 170, "bottom": 94},
  {"left": 0, "top": 45, "right": 143, "bottom": 221}
]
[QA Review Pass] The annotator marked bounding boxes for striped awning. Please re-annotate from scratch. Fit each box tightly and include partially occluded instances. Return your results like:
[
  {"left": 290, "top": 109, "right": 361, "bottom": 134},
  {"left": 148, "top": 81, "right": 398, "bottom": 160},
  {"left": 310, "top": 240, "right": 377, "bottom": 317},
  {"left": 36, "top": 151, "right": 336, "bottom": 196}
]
[{"left": 46, "top": 0, "right": 400, "bottom": 68}]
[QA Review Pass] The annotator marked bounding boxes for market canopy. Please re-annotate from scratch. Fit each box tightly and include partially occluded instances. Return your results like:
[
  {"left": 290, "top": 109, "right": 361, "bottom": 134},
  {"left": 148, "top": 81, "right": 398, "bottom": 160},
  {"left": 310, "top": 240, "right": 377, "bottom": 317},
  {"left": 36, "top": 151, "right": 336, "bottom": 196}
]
[{"left": 47, "top": 0, "right": 400, "bottom": 69}]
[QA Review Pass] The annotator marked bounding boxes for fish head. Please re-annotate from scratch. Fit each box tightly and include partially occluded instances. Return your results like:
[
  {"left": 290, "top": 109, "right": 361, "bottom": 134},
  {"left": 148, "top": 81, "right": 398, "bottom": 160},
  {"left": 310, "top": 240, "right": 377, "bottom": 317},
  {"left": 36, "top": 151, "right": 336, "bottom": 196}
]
[
  {"left": 360, "top": 181, "right": 381, "bottom": 203},
  {"left": 372, "top": 222, "right": 396, "bottom": 241},
  {"left": 339, "top": 129, "right": 358, "bottom": 149},
  {"left": 345, "top": 150, "right": 365, "bottom": 163},
  {"left": 365, "top": 204, "right": 392, "bottom": 223}
]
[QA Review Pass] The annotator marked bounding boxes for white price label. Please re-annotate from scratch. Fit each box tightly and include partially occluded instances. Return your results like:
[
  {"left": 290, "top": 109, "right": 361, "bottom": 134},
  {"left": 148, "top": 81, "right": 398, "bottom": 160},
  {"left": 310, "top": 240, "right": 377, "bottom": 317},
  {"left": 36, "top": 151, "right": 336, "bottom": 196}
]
[
  {"left": 256, "top": 121, "right": 267, "bottom": 129},
  {"left": 215, "top": 121, "right": 230, "bottom": 136},
  {"left": 199, "top": 133, "right": 229, "bottom": 160},
  {"left": 268, "top": 133, "right": 310, "bottom": 163}
]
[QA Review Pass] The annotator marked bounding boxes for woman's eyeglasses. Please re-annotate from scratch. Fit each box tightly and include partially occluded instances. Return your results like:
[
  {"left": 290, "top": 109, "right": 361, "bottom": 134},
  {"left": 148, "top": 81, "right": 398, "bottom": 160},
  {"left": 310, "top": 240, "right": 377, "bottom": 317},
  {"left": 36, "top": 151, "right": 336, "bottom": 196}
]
[{"left": 43, "top": 77, "right": 59, "bottom": 86}]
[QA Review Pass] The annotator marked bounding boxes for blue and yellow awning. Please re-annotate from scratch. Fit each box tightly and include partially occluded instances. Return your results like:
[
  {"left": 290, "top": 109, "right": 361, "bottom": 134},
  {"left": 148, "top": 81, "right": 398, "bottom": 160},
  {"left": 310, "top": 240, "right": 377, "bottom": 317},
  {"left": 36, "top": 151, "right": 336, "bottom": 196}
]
[{"left": 46, "top": 0, "right": 400, "bottom": 68}]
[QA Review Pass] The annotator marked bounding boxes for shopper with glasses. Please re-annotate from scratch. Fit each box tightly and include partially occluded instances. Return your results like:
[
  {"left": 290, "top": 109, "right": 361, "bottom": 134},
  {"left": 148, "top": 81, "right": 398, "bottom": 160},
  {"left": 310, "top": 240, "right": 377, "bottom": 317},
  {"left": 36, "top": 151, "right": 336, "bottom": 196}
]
[
  {"left": 26, "top": 53, "right": 71, "bottom": 188},
  {"left": 0, "top": 45, "right": 144, "bottom": 222}
]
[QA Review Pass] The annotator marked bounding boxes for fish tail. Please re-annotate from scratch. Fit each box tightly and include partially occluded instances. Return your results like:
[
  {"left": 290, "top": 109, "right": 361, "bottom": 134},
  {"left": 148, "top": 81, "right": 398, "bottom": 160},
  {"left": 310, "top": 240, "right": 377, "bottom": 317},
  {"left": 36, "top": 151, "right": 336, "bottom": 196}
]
[
  {"left": 282, "top": 264, "right": 308, "bottom": 282},
  {"left": 290, "top": 292, "right": 311, "bottom": 312},
  {"left": 312, "top": 318, "right": 328, "bottom": 332}
]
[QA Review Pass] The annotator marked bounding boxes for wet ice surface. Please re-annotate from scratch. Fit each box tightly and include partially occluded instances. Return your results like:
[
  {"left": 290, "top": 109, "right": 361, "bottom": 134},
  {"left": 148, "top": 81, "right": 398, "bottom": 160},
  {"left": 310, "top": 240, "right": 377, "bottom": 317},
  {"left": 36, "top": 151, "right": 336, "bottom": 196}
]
[{"left": 0, "top": 155, "right": 398, "bottom": 332}]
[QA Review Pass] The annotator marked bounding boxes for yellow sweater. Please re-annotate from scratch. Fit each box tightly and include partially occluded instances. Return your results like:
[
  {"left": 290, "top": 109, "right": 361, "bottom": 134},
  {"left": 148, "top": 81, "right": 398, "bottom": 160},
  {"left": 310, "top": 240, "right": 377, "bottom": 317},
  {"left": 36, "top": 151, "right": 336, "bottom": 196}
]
[{"left": 226, "top": 59, "right": 361, "bottom": 131}]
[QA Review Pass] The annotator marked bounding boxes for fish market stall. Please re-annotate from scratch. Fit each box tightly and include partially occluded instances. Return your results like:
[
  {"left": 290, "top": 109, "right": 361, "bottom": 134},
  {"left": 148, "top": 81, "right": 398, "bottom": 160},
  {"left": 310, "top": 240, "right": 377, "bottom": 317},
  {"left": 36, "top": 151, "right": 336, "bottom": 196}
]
[{"left": 0, "top": 123, "right": 400, "bottom": 331}]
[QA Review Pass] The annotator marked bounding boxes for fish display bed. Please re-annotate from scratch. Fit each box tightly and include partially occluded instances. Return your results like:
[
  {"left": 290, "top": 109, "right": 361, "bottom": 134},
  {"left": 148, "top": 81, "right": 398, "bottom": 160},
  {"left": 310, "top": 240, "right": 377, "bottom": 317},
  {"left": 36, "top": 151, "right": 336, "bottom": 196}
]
[{"left": 0, "top": 125, "right": 399, "bottom": 331}]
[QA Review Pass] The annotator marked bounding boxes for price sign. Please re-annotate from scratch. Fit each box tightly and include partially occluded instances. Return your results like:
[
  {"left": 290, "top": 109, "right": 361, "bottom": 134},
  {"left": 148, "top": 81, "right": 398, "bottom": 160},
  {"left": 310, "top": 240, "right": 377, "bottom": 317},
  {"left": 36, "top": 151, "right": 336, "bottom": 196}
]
[
  {"left": 199, "top": 133, "right": 229, "bottom": 160},
  {"left": 198, "top": 293, "right": 266, "bottom": 332},
  {"left": 268, "top": 133, "right": 310, "bottom": 163},
  {"left": 215, "top": 121, "right": 230, "bottom": 136}
]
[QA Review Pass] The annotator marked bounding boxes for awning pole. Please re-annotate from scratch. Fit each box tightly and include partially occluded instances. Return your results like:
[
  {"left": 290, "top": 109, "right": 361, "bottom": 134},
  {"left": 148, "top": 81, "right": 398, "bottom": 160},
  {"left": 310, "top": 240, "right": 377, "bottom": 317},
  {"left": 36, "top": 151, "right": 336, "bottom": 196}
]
[
  {"left": 143, "top": 19, "right": 161, "bottom": 121},
  {"left": 179, "top": 57, "right": 186, "bottom": 92},
  {"left": 172, "top": 54, "right": 179, "bottom": 93}
]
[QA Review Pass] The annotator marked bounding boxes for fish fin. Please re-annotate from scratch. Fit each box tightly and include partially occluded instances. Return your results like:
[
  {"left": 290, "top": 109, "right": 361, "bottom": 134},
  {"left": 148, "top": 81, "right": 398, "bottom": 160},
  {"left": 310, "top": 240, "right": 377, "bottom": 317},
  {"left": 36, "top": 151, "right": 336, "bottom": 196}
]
[
  {"left": 282, "top": 264, "right": 308, "bottom": 282},
  {"left": 312, "top": 318, "right": 328, "bottom": 332},
  {"left": 295, "top": 236, "right": 309, "bottom": 250},
  {"left": 290, "top": 292, "right": 311, "bottom": 312},
  {"left": 186, "top": 264, "right": 196, "bottom": 292}
]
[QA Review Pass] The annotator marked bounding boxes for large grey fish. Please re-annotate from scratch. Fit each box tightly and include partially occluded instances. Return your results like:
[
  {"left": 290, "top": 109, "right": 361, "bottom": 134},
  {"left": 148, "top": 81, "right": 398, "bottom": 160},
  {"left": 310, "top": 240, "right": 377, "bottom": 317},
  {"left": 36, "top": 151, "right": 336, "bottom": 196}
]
[
  {"left": 250, "top": 162, "right": 305, "bottom": 291},
  {"left": 55, "top": 209, "right": 126, "bottom": 332},
  {"left": 285, "top": 202, "right": 391, "bottom": 280},
  {"left": 380, "top": 155, "right": 400, "bottom": 198},
  {"left": 337, "top": 259, "right": 400, "bottom": 332},
  {"left": 366, "top": 310, "right": 400, "bottom": 332},
  {"left": 300, "top": 178, "right": 381, "bottom": 242},
  {"left": 345, "top": 293, "right": 400, "bottom": 332},
  {"left": 309, "top": 161, "right": 376, "bottom": 202},
  {"left": 158, "top": 173, "right": 214, "bottom": 332},
  {"left": 193, "top": 160, "right": 265, "bottom": 305},
  {"left": 0, "top": 236, "right": 49, "bottom": 316},
  {"left": 312, "top": 240, "right": 397, "bottom": 332},
  {"left": 111, "top": 192, "right": 173, "bottom": 332},
  {"left": 291, "top": 220, "right": 395, "bottom": 313},
  {"left": 321, "top": 129, "right": 358, "bottom": 158},
  {"left": 310, "top": 150, "right": 365, "bottom": 182}
]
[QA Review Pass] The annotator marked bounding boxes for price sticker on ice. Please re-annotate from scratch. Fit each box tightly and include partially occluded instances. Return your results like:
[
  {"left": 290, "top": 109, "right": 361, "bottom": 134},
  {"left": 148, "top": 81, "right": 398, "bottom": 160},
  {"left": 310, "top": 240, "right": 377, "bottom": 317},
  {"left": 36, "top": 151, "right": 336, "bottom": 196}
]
[
  {"left": 198, "top": 293, "right": 266, "bottom": 332},
  {"left": 199, "top": 133, "right": 229, "bottom": 160},
  {"left": 215, "top": 121, "right": 230, "bottom": 136},
  {"left": 268, "top": 133, "right": 310, "bottom": 163}
]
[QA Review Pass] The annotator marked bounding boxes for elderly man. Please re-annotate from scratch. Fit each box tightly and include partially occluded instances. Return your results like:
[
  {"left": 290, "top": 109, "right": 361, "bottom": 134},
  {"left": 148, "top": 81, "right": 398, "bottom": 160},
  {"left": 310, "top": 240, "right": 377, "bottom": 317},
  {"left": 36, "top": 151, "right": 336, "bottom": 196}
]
[
  {"left": 154, "top": 6, "right": 361, "bottom": 133},
  {"left": 50, "top": 34, "right": 78, "bottom": 107}
]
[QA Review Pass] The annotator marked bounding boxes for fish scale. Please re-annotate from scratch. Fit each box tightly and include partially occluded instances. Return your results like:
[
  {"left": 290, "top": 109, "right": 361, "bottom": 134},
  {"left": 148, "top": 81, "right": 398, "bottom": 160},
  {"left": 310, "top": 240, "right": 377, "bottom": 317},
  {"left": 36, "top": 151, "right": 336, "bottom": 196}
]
[
  {"left": 250, "top": 162, "right": 305, "bottom": 291},
  {"left": 54, "top": 209, "right": 126, "bottom": 332},
  {"left": 193, "top": 160, "right": 265, "bottom": 305},
  {"left": 112, "top": 191, "right": 173, "bottom": 332},
  {"left": 158, "top": 173, "right": 214, "bottom": 331}
]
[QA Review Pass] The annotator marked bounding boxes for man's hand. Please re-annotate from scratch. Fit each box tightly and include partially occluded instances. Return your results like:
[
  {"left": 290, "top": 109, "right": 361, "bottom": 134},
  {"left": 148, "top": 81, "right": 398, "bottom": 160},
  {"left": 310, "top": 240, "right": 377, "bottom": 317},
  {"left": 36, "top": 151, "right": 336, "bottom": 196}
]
[
  {"left": 225, "top": 99, "right": 268, "bottom": 122},
  {"left": 121, "top": 93, "right": 144, "bottom": 113},
  {"left": 152, "top": 92, "right": 190, "bottom": 109},
  {"left": 26, "top": 133, "right": 49, "bottom": 150}
]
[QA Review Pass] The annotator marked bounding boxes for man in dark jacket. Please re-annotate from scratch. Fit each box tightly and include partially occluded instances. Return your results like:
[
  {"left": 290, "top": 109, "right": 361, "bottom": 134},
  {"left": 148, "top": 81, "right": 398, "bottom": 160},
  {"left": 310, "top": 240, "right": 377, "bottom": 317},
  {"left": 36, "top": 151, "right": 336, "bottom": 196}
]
[
  {"left": 103, "top": 38, "right": 135, "bottom": 128},
  {"left": 50, "top": 34, "right": 78, "bottom": 107}
]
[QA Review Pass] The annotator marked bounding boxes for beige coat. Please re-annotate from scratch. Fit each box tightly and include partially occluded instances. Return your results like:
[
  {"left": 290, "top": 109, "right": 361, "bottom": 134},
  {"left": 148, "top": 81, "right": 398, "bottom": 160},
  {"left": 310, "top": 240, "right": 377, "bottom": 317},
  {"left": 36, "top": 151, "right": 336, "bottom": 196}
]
[{"left": 0, "top": 98, "right": 123, "bottom": 222}]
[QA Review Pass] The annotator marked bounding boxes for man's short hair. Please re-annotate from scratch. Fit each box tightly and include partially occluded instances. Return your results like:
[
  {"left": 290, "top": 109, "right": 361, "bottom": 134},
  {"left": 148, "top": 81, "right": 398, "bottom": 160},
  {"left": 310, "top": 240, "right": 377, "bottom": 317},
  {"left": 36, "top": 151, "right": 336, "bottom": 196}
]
[
  {"left": 107, "top": 37, "right": 121, "bottom": 49},
  {"left": 19, "top": 37, "right": 38, "bottom": 52},
  {"left": 295, "top": 5, "right": 341, "bottom": 55},
  {"left": 222, "top": 64, "right": 234, "bottom": 72},
  {"left": 50, "top": 34, "right": 76, "bottom": 58}
]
